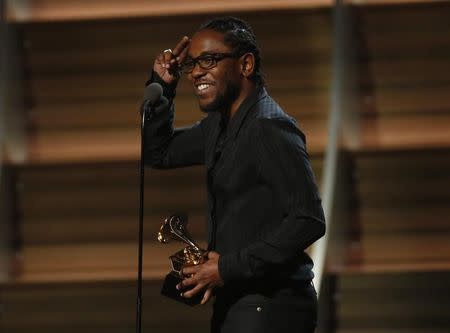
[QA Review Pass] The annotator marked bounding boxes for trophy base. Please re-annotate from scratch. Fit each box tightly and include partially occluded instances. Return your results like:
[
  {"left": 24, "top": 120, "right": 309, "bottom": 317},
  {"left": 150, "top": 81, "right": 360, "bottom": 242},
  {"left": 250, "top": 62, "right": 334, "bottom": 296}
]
[{"left": 161, "top": 273, "right": 202, "bottom": 306}]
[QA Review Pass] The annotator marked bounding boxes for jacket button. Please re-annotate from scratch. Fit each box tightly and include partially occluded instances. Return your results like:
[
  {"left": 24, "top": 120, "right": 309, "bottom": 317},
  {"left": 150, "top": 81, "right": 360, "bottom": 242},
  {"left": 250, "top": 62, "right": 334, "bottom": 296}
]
[{"left": 256, "top": 306, "right": 262, "bottom": 312}]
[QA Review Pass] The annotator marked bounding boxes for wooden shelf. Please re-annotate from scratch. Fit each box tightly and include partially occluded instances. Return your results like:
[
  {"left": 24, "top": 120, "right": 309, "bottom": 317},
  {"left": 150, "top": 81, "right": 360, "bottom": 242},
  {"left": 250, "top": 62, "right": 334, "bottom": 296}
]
[
  {"left": 6, "top": 0, "right": 332, "bottom": 23},
  {"left": 6, "top": 0, "right": 445, "bottom": 23},
  {"left": 336, "top": 270, "right": 450, "bottom": 333},
  {"left": 332, "top": 262, "right": 450, "bottom": 275},
  {"left": 2, "top": 278, "right": 212, "bottom": 333},
  {"left": 15, "top": 241, "right": 208, "bottom": 284}
]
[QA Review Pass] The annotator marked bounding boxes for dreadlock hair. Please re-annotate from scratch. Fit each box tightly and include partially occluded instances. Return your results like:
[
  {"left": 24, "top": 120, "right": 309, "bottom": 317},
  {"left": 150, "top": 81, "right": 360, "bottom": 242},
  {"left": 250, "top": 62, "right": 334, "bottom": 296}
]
[{"left": 198, "top": 17, "right": 265, "bottom": 87}]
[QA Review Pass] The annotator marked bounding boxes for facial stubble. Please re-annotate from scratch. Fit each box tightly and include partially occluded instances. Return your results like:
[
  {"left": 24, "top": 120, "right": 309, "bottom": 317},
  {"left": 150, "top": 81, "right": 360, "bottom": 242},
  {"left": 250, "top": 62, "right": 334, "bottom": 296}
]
[{"left": 198, "top": 81, "right": 240, "bottom": 114}]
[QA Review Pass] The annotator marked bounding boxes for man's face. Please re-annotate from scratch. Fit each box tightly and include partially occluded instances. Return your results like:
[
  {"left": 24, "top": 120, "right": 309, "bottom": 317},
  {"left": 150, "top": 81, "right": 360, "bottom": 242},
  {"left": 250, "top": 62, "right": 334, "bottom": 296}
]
[{"left": 186, "top": 29, "right": 242, "bottom": 113}]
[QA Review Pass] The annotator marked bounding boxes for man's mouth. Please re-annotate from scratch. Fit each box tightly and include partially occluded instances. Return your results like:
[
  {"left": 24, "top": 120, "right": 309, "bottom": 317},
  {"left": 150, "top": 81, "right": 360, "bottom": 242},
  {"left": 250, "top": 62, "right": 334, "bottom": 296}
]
[{"left": 195, "top": 82, "right": 214, "bottom": 96}]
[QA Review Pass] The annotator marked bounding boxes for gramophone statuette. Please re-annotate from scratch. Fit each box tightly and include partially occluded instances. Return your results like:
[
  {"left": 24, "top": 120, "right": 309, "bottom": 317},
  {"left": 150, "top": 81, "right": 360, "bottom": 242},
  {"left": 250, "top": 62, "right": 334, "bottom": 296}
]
[{"left": 157, "top": 214, "right": 206, "bottom": 305}]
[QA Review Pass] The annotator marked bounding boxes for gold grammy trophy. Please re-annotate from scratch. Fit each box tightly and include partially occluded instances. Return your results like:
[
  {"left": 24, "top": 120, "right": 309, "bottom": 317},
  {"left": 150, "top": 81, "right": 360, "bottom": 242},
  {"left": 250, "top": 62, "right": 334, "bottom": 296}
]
[{"left": 157, "top": 214, "right": 206, "bottom": 305}]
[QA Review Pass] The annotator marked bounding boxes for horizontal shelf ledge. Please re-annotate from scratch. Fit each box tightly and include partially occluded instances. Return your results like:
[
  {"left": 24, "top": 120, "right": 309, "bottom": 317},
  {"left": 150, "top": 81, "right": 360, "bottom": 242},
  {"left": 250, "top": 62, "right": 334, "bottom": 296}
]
[
  {"left": 330, "top": 261, "right": 450, "bottom": 275},
  {"left": 5, "top": 0, "right": 444, "bottom": 23},
  {"left": 6, "top": 0, "right": 332, "bottom": 23},
  {"left": 9, "top": 241, "right": 207, "bottom": 285}
]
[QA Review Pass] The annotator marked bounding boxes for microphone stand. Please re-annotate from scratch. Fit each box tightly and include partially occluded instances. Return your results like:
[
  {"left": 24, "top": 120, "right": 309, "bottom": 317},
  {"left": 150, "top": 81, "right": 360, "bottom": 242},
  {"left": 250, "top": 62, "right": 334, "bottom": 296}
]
[
  {"left": 136, "top": 107, "right": 147, "bottom": 333},
  {"left": 135, "top": 82, "right": 163, "bottom": 333}
]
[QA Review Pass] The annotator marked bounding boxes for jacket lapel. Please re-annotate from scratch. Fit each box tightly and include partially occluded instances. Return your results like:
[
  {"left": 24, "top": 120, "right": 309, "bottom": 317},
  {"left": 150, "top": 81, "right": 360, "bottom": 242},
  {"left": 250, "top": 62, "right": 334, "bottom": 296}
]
[
  {"left": 205, "top": 112, "right": 222, "bottom": 169},
  {"left": 227, "top": 87, "right": 268, "bottom": 141},
  {"left": 205, "top": 87, "right": 268, "bottom": 168}
]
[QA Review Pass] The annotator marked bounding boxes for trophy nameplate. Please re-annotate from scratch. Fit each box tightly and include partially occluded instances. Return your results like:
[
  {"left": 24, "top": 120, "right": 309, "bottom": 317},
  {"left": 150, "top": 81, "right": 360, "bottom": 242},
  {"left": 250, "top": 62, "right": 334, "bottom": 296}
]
[{"left": 157, "top": 214, "right": 206, "bottom": 306}]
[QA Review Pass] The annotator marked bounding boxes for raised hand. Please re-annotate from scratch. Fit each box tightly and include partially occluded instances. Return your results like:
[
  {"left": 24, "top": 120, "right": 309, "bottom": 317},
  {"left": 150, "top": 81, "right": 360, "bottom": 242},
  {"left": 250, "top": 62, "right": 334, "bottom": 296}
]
[{"left": 153, "top": 36, "right": 190, "bottom": 86}]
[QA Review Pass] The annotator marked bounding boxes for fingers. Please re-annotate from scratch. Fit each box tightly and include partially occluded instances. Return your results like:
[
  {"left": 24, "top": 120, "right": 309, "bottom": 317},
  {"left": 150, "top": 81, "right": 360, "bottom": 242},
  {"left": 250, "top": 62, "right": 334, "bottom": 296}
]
[
  {"left": 181, "top": 284, "right": 204, "bottom": 299},
  {"left": 155, "top": 53, "right": 165, "bottom": 67},
  {"left": 172, "top": 36, "right": 190, "bottom": 58},
  {"left": 201, "top": 288, "right": 213, "bottom": 305},
  {"left": 181, "top": 264, "right": 200, "bottom": 276},
  {"left": 176, "top": 275, "right": 196, "bottom": 290},
  {"left": 153, "top": 36, "right": 190, "bottom": 85},
  {"left": 177, "top": 262, "right": 218, "bottom": 302},
  {"left": 176, "top": 46, "right": 189, "bottom": 65},
  {"left": 165, "top": 36, "right": 190, "bottom": 69},
  {"left": 176, "top": 274, "right": 203, "bottom": 299},
  {"left": 162, "top": 49, "right": 173, "bottom": 69}
]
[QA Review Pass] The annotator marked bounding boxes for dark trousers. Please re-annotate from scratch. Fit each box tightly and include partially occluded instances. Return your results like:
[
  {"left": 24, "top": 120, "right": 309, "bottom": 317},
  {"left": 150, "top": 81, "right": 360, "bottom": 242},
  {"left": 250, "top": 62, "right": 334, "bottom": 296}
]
[{"left": 211, "top": 281, "right": 317, "bottom": 333}]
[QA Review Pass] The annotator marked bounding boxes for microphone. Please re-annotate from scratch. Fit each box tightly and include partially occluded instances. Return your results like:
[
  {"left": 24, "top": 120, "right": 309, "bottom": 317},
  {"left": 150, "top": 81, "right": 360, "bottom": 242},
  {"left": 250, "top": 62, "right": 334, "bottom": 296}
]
[
  {"left": 144, "top": 82, "right": 163, "bottom": 105},
  {"left": 142, "top": 82, "right": 170, "bottom": 117}
]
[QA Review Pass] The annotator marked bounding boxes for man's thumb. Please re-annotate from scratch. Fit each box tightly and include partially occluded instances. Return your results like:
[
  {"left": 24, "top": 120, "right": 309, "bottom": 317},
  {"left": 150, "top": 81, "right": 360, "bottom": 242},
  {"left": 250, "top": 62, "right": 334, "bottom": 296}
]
[{"left": 207, "top": 251, "right": 218, "bottom": 259}]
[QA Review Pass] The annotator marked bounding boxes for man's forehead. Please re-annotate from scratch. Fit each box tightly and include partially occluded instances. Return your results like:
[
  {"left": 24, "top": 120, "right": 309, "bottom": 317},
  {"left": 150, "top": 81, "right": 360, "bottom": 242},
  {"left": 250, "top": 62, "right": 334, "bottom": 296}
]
[{"left": 187, "top": 29, "right": 230, "bottom": 57}]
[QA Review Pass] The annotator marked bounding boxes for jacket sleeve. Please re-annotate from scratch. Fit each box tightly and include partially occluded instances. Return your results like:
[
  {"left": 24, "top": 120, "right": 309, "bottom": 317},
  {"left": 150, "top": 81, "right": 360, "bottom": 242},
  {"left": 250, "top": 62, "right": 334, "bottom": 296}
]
[
  {"left": 143, "top": 72, "right": 205, "bottom": 168},
  {"left": 218, "top": 118, "right": 326, "bottom": 282}
]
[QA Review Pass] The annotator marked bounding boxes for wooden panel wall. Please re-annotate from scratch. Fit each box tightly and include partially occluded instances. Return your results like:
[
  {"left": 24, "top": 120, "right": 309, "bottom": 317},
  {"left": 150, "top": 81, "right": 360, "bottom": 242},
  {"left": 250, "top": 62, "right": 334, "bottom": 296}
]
[
  {"left": 6, "top": 3, "right": 450, "bottom": 333},
  {"left": 15, "top": 6, "right": 330, "bottom": 278},
  {"left": 355, "top": 2, "right": 450, "bottom": 150},
  {"left": 22, "top": 10, "right": 331, "bottom": 164},
  {"left": 6, "top": 0, "right": 332, "bottom": 23},
  {"left": 15, "top": 157, "right": 323, "bottom": 282},
  {"left": 332, "top": 4, "right": 450, "bottom": 333},
  {"left": 352, "top": 148, "right": 450, "bottom": 270},
  {"left": 1, "top": 10, "right": 330, "bottom": 333},
  {"left": 337, "top": 271, "right": 450, "bottom": 333},
  {"left": 0, "top": 13, "right": 328, "bottom": 326},
  {"left": 3, "top": 280, "right": 212, "bottom": 333}
]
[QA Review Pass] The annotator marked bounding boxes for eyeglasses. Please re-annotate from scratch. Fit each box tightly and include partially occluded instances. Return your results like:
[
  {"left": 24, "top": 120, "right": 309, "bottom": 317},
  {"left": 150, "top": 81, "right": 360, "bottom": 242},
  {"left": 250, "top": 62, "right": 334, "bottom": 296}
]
[{"left": 181, "top": 52, "right": 239, "bottom": 74}]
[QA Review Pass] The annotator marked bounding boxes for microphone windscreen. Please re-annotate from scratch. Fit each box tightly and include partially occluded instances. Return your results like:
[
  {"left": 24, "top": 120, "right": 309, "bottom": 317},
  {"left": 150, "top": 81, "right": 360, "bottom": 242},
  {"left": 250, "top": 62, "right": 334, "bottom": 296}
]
[{"left": 144, "top": 82, "right": 163, "bottom": 104}]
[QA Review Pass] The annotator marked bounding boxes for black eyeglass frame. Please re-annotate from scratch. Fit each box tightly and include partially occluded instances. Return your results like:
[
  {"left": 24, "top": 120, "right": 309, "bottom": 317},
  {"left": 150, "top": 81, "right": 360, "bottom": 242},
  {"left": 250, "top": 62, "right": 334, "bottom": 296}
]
[{"left": 181, "top": 52, "right": 241, "bottom": 74}]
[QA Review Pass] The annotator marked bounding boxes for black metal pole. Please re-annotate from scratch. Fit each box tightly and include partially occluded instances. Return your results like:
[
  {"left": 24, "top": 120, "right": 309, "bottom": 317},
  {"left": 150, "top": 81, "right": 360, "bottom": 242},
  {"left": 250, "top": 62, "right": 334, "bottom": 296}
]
[{"left": 136, "top": 109, "right": 147, "bottom": 333}]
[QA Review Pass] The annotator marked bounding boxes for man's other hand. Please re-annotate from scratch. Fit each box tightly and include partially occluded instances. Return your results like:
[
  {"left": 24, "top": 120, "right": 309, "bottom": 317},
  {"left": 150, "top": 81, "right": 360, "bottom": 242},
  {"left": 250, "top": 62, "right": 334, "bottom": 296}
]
[{"left": 176, "top": 251, "right": 224, "bottom": 305}]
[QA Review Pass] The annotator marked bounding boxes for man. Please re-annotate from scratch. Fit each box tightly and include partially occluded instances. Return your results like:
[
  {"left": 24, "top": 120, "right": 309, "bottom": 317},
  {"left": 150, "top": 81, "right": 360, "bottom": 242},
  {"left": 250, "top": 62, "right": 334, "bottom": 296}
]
[{"left": 144, "top": 17, "right": 325, "bottom": 333}]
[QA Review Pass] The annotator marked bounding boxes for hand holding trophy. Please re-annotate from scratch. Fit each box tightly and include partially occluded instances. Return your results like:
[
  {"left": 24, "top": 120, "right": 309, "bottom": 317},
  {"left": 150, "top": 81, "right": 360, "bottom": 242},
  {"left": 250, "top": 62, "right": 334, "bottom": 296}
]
[{"left": 158, "top": 214, "right": 207, "bottom": 305}]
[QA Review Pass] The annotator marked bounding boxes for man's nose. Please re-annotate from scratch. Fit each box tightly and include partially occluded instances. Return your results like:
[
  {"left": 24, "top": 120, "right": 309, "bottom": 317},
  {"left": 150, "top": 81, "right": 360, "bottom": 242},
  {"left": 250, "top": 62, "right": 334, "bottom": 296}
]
[{"left": 190, "top": 63, "right": 206, "bottom": 78}]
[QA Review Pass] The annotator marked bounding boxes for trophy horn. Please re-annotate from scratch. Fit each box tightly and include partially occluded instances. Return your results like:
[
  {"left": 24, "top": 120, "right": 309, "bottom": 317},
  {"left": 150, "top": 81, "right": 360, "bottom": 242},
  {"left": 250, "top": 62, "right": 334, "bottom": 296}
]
[
  {"left": 157, "top": 216, "right": 174, "bottom": 244},
  {"left": 157, "top": 214, "right": 202, "bottom": 251}
]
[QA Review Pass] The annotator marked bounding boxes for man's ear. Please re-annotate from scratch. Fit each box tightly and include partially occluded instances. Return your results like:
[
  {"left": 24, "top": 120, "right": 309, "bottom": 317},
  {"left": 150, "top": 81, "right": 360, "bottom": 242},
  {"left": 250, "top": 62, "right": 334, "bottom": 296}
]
[{"left": 240, "top": 53, "right": 255, "bottom": 78}]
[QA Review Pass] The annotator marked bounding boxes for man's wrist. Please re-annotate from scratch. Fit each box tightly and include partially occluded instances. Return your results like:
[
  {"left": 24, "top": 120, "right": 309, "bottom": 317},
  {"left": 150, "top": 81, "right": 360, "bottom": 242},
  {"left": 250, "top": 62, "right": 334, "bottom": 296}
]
[{"left": 145, "top": 70, "right": 177, "bottom": 100}]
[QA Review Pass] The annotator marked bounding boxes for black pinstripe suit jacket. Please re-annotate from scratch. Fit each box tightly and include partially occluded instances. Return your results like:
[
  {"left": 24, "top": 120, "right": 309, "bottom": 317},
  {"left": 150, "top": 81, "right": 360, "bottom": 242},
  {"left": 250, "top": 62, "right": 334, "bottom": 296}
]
[{"left": 144, "top": 83, "right": 325, "bottom": 285}]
